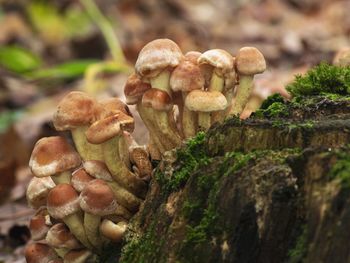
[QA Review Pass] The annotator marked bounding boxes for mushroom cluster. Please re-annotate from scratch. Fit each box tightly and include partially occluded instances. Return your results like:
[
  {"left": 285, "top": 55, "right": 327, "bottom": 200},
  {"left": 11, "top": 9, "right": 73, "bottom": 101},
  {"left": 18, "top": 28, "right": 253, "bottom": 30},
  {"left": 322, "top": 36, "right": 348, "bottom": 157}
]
[
  {"left": 124, "top": 39, "right": 266, "bottom": 159},
  {"left": 25, "top": 92, "right": 152, "bottom": 262},
  {"left": 25, "top": 39, "right": 266, "bottom": 261}
]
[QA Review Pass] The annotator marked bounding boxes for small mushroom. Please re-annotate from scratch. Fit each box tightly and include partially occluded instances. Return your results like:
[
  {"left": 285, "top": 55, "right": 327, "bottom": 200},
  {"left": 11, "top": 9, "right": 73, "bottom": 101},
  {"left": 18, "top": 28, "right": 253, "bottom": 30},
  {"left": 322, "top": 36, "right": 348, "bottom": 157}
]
[
  {"left": 47, "top": 184, "right": 93, "bottom": 250},
  {"left": 46, "top": 223, "right": 82, "bottom": 254},
  {"left": 63, "top": 249, "right": 97, "bottom": 263},
  {"left": 29, "top": 136, "right": 81, "bottom": 184},
  {"left": 26, "top": 177, "right": 55, "bottom": 209},
  {"left": 231, "top": 47, "right": 266, "bottom": 116},
  {"left": 29, "top": 208, "right": 52, "bottom": 241},
  {"left": 71, "top": 168, "right": 94, "bottom": 193},
  {"left": 99, "top": 219, "right": 127, "bottom": 243},
  {"left": 25, "top": 242, "right": 59, "bottom": 263}
]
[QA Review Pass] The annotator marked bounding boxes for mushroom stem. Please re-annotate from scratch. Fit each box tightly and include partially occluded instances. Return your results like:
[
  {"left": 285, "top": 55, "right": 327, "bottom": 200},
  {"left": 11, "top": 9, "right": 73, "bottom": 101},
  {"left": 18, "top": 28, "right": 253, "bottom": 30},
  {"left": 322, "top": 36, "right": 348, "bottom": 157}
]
[
  {"left": 148, "top": 134, "right": 162, "bottom": 160},
  {"left": 230, "top": 75, "right": 253, "bottom": 116},
  {"left": 150, "top": 70, "right": 171, "bottom": 95},
  {"left": 54, "top": 248, "right": 68, "bottom": 258},
  {"left": 83, "top": 213, "right": 102, "bottom": 251},
  {"left": 197, "top": 112, "right": 211, "bottom": 131},
  {"left": 182, "top": 92, "right": 197, "bottom": 139},
  {"left": 209, "top": 72, "right": 224, "bottom": 92},
  {"left": 154, "top": 110, "right": 182, "bottom": 148},
  {"left": 71, "top": 127, "right": 104, "bottom": 161},
  {"left": 102, "top": 136, "right": 147, "bottom": 198},
  {"left": 63, "top": 213, "right": 94, "bottom": 251},
  {"left": 51, "top": 171, "right": 71, "bottom": 185},
  {"left": 106, "top": 182, "right": 141, "bottom": 212}
]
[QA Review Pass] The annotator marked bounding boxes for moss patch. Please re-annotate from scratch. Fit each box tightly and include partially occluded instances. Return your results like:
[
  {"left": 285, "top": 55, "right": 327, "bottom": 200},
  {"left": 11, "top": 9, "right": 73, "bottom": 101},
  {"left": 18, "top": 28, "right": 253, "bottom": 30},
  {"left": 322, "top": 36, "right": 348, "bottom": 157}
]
[
  {"left": 287, "top": 224, "right": 308, "bottom": 263},
  {"left": 329, "top": 149, "right": 350, "bottom": 189}
]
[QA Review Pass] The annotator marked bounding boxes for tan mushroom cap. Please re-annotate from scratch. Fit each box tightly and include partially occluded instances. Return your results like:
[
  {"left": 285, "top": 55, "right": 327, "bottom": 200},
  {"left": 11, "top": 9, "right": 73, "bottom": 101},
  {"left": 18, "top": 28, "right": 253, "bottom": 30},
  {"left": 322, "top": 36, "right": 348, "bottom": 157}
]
[
  {"left": 29, "top": 136, "right": 81, "bottom": 178},
  {"left": 135, "top": 38, "right": 183, "bottom": 78},
  {"left": 79, "top": 179, "right": 118, "bottom": 216},
  {"left": 47, "top": 184, "right": 80, "bottom": 219},
  {"left": 185, "top": 51, "right": 202, "bottom": 64},
  {"left": 333, "top": 47, "right": 350, "bottom": 66},
  {"left": 198, "top": 49, "right": 234, "bottom": 77},
  {"left": 53, "top": 91, "right": 102, "bottom": 131},
  {"left": 124, "top": 73, "right": 151, "bottom": 105},
  {"left": 26, "top": 176, "right": 55, "bottom": 209},
  {"left": 25, "top": 242, "right": 59, "bottom": 263},
  {"left": 170, "top": 59, "right": 204, "bottom": 93},
  {"left": 142, "top": 88, "right": 173, "bottom": 111},
  {"left": 29, "top": 208, "right": 51, "bottom": 241},
  {"left": 83, "top": 160, "right": 113, "bottom": 182},
  {"left": 46, "top": 223, "right": 82, "bottom": 249},
  {"left": 63, "top": 249, "right": 93, "bottom": 263},
  {"left": 185, "top": 90, "right": 228, "bottom": 112},
  {"left": 235, "top": 47, "right": 266, "bottom": 75},
  {"left": 71, "top": 168, "right": 94, "bottom": 193},
  {"left": 85, "top": 111, "right": 135, "bottom": 144},
  {"left": 98, "top": 97, "right": 133, "bottom": 119},
  {"left": 100, "top": 219, "right": 127, "bottom": 242}
]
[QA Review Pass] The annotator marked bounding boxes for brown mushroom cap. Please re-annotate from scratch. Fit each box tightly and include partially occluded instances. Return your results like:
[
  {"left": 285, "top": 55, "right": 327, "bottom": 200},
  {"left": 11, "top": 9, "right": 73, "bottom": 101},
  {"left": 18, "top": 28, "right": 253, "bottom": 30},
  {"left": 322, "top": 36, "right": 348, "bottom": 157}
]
[
  {"left": 170, "top": 59, "right": 204, "bottom": 93},
  {"left": 26, "top": 176, "right": 55, "bottom": 209},
  {"left": 83, "top": 160, "right": 113, "bottom": 182},
  {"left": 235, "top": 47, "right": 266, "bottom": 75},
  {"left": 198, "top": 49, "right": 234, "bottom": 77},
  {"left": 29, "top": 208, "right": 51, "bottom": 241},
  {"left": 85, "top": 111, "right": 135, "bottom": 144},
  {"left": 185, "top": 51, "right": 202, "bottom": 64},
  {"left": 47, "top": 184, "right": 80, "bottom": 219},
  {"left": 46, "top": 223, "right": 82, "bottom": 249},
  {"left": 135, "top": 39, "right": 183, "bottom": 78},
  {"left": 98, "top": 97, "right": 133, "bottom": 119},
  {"left": 142, "top": 88, "right": 173, "bottom": 111},
  {"left": 185, "top": 90, "right": 228, "bottom": 112},
  {"left": 53, "top": 91, "right": 102, "bottom": 131},
  {"left": 25, "top": 242, "right": 59, "bottom": 263},
  {"left": 63, "top": 249, "right": 94, "bottom": 263},
  {"left": 79, "top": 179, "right": 118, "bottom": 216},
  {"left": 71, "top": 168, "right": 94, "bottom": 193},
  {"left": 29, "top": 136, "right": 81, "bottom": 178},
  {"left": 124, "top": 73, "right": 151, "bottom": 105}
]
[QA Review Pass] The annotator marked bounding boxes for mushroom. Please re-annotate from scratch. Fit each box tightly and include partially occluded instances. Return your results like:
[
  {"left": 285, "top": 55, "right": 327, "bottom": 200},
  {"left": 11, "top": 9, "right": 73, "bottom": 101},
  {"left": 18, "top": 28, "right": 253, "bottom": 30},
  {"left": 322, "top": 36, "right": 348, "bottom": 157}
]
[
  {"left": 53, "top": 91, "right": 103, "bottom": 161},
  {"left": 29, "top": 208, "right": 52, "bottom": 241},
  {"left": 71, "top": 168, "right": 94, "bottom": 193},
  {"left": 185, "top": 90, "right": 228, "bottom": 131},
  {"left": 29, "top": 136, "right": 81, "bottom": 184},
  {"left": 99, "top": 219, "right": 127, "bottom": 243},
  {"left": 85, "top": 111, "right": 147, "bottom": 199},
  {"left": 26, "top": 177, "right": 55, "bottom": 209},
  {"left": 83, "top": 160, "right": 141, "bottom": 213},
  {"left": 25, "top": 242, "right": 59, "bottom": 263},
  {"left": 79, "top": 179, "right": 118, "bottom": 250},
  {"left": 47, "top": 183, "right": 93, "bottom": 250},
  {"left": 63, "top": 249, "right": 96, "bottom": 263},
  {"left": 170, "top": 57, "right": 204, "bottom": 138},
  {"left": 231, "top": 47, "right": 266, "bottom": 116}
]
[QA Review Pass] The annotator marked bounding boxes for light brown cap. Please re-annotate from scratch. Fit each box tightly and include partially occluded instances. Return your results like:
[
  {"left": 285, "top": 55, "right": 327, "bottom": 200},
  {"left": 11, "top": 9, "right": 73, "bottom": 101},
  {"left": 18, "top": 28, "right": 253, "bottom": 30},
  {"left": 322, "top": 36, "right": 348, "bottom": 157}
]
[
  {"left": 185, "top": 90, "right": 228, "bottom": 112},
  {"left": 124, "top": 73, "right": 151, "bottom": 105},
  {"left": 26, "top": 176, "right": 55, "bottom": 209},
  {"left": 47, "top": 184, "right": 80, "bottom": 219},
  {"left": 135, "top": 39, "right": 183, "bottom": 78},
  {"left": 46, "top": 223, "right": 82, "bottom": 249},
  {"left": 142, "top": 88, "right": 173, "bottom": 111},
  {"left": 129, "top": 147, "right": 152, "bottom": 180},
  {"left": 53, "top": 91, "right": 102, "bottom": 131},
  {"left": 100, "top": 219, "right": 127, "bottom": 242},
  {"left": 98, "top": 97, "right": 132, "bottom": 119},
  {"left": 25, "top": 242, "right": 59, "bottom": 263},
  {"left": 185, "top": 51, "right": 202, "bottom": 64},
  {"left": 235, "top": 47, "right": 266, "bottom": 75},
  {"left": 333, "top": 47, "right": 350, "bottom": 66},
  {"left": 29, "top": 208, "right": 51, "bottom": 241},
  {"left": 170, "top": 59, "right": 204, "bottom": 93},
  {"left": 79, "top": 179, "right": 118, "bottom": 216},
  {"left": 63, "top": 249, "right": 94, "bottom": 263},
  {"left": 85, "top": 111, "right": 135, "bottom": 144},
  {"left": 29, "top": 136, "right": 81, "bottom": 178},
  {"left": 198, "top": 49, "right": 234, "bottom": 77},
  {"left": 71, "top": 168, "right": 94, "bottom": 193},
  {"left": 83, "top": 160, "right": 113, "bottom": 182}
]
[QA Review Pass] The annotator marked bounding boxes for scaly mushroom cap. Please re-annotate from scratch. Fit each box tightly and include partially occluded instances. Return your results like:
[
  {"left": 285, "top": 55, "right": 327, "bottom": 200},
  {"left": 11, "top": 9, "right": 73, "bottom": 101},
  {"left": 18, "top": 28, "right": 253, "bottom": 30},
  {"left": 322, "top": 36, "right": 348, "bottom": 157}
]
[
  {"left": 235, "top": 47, "right": 266, "bottom": 75},
  {"left": 71, "top": 168, "right": 94, "bottom": 193},
  {"left": 47, "top": 184, "right": 80, "bottom": 219},
  {"left": 25, "top": 242, "right": 59, "bottom": 263},
  {"left": 79, "top": 179, "right": 118, "bottom": 216},
  {"left": 142, "top": 88, "right": 173, "bottom": 111},
  {"left": 135, "top": 38, "right": 183, "bottom": 78},
  {"left": 83, "top": 160, "right": 113, "bottom": 182},
  {"left": 129, "top": 146, "right": 152, "bottom": 179},
  {"left": 333, "top": 47, "right": 350, "bottom": 66},
  {"left": 124, "top": 73, "right": 151, "bottom": 105},
  {"left": 64, "top": 249, "right": 94, "bottom": 263},
  {"left": 185, "top": 90, "right": 228, "bottom": 112},
  {"left": 46, "top": 223, "right": 82, "bottom": 249},
  {"left": 29, "top": 208, "right": 51, "bottom": 241},
  {"left": 185, "top": 51, "right": 202, "bottom": 64},
  {"left": 100, "top": 219, "right": 127, "bottom": 242},
  {"left": 85, "top": 111, "right": 135, "bottom": 144},
  {"left": 198, "top": 49, "right": 234, "bottom": 77},
  {"left": 170, "top": 59, "right": 204, "bottom": 93},
  {"left": 53, "top": 91, "right": 102, "bottom": 131},
  {"left": 98, "top": 97, "right": 133, "bottom": 119},
  {"left": 26, "top": 177, "right": 55, "bottom": 209},
  {"left": 29, "top": 136, "right": 81, "bottom": 178}
]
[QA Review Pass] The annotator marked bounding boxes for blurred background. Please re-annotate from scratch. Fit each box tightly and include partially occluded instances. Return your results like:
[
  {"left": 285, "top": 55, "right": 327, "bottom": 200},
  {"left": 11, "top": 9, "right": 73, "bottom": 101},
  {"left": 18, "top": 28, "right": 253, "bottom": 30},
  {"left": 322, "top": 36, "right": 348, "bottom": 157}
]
[{"left": 0, "top": 0, "right": 349, "bottom": 261}]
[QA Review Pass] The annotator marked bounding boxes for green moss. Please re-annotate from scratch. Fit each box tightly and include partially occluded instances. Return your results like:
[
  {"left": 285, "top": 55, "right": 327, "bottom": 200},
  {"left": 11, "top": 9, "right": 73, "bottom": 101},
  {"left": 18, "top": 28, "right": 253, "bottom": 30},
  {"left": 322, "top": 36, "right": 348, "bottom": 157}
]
[
  {"left": 286, "top": 62, "right": 350, "bottom": 97},
  {"left": 287, "top": 224, "right": 308, "bottom": 263},
  {"left": 255, "top": 101, "right": 289, "bottom": 119},
  {"left": 260, "top": 93, "right": 286, "bottom": 110},
  {"left": 329, "top": 150, "right": 350, "bottom": 189}
]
